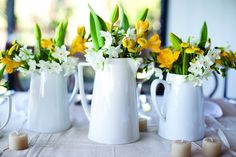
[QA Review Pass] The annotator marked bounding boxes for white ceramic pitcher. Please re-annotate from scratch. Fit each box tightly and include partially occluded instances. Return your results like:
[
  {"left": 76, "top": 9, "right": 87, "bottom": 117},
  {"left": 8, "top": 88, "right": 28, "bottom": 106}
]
[
  {"left": 28, "top": 71, "right": 78, "bottom": 133},
  {"left": 150, "top": 73, "right": 204, "bottom": 141},
  {"left": 0, "top": 94, "right": 12, "bottom": 132},
  {"left": 78, "top": 58, "right": 141, "bottom": 144}
]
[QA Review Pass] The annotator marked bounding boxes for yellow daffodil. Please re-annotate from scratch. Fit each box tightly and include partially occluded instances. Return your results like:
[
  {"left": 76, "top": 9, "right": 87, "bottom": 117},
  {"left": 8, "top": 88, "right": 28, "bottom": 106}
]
[
  {"left": 122, "top": 38, "right": 137, "bottom": 52},
  {"left": 157, "top": 48, "right": 180, "bottom": 70},
  {"left": 185, "top": 47, "right": 204, "bottom": 54},
  {"left": 136, "top": 20, "right": 149, "bottom": 38},
  {"left": 221, "top": 51, "right": 230, "bottom": 58},
  {"left": 138, "top": 34, "right": 161, "bottom": 52},
  {"left": 77, "top": 26, "right": 86, "bottom": 37},
  {"left": 180, "top": 42, "right": 190, "bottom": 48},
  {"left": 1, "top": 57, "right": 21, "bottom": 74},
  {"left": 41, "top": 39, "right": 54, "bottom": 51},
  {"left": 137, "top": 38, "right": 147, "bottom": 47},
  {"left": 70, "top": 36, "right": 87, "bottom": 54}
]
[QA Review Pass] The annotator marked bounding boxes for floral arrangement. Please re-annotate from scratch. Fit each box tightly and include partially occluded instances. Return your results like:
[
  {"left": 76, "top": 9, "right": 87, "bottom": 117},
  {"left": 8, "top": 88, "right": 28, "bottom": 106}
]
[
  {"left": 0, "top": 66, "right": 8, "bottom": 94},
  {"left": 215, "top": 45, "right": 236, "bottom": 70},
  {"left": 152, "top": 22, "right": 236, "bottom": 86},
  {"left": 0, "top": 21, "right": 78, "bottom": 76},
  {"left": 71, "top": 4, "right": 161, "bottom": 70}
]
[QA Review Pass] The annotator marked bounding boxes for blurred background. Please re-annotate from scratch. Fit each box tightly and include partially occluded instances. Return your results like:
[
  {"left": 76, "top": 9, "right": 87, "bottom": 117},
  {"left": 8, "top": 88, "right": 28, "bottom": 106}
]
[{"left": 0, "top": 0, "right": 236, "bottom": 100}]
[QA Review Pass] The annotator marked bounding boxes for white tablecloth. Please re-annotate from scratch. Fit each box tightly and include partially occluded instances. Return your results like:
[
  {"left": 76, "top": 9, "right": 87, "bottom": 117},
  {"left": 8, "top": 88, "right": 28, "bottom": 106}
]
[{"left": 0, "top": 92, "right": 236, "bottom": 157}]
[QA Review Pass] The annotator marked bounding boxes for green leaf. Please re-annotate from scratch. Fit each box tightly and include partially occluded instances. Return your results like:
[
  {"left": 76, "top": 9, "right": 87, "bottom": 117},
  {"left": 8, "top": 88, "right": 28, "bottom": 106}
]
[
  {"left": 34, "top": 23, "right": 42, "bottom": 50},
  {"left": 119, "top": 7, "right": 129, "bottom": 31},
  {"left": 54, "top": 22, "right": 64, "bottom": 47},
  {"left": 98, "top": 15, "right": 108, "bottom": 31},
  {"left": 88, "top": 4, "right": 104, "bottom": 48},
  {"left": 169, "top": 33, "right": 182, "bottom": 50},
  {"left": 110, "top": 4, "right": 119, "bottom": 24},
  {"left": 137, "top": 8, "right": 148, "bottom": 21},
  {"left": 90, "top": 13, "right": 99, "bottom": 51},
  {"left": 199, "top": 21, "right": 208, "bottom": 48},
  {"left": 0, "top": 65, "right": 6, "bottom": 80},
  {"left": 61, "top": 20, "right": 68, "bottom": 42}
]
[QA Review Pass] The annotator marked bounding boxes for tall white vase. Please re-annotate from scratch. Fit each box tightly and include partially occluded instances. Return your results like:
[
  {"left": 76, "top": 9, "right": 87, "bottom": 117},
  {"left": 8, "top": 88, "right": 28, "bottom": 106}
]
[
  {"left": 28, "top": 71, "right": 78, "bottom": 133},
  {"left": 78, "top": 58, "right": 141, "bottom": 144},
  {"left": 150, "top": 73, "right": 204, "bottom": 141}
]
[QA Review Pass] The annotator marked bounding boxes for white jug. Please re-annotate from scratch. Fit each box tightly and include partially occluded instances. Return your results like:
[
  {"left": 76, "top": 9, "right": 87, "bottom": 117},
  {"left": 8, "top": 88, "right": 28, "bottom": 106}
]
[
  {"left": 0, "top": 94, "right": 12, "bottom": 132},
  {"left": 28, "top": 71, "right": 78, "bottom": 133},
  {"left": 151, "top": 73, "right": 204, "bottom": 141},
  {"left": 78, "top": 58, "right": 141, "bottom": 144}
]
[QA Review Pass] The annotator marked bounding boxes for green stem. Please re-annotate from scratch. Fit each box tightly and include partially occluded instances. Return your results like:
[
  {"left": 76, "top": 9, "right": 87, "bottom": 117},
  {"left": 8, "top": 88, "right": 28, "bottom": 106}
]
[
  {"left": 110, "top": 23, "right": 113, "bottom": 33},
  {"left": 182, "top": 52, "right": 188, "bottom": 75}
]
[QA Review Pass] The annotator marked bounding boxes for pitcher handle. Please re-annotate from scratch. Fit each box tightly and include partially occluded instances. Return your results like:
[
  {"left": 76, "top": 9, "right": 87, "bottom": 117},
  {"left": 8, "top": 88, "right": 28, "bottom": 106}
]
[
  {"left": 78, "top": 62, "right": 92, "bottom": 121},
  {"left": 150, "top": 79, "right": 170, "bottom": 121},
  {"left": 0, "top": 95, "right": 12, "bottom": 131},
  {"left": 68, "top": 72, "right": 79, "bottom": 105}
]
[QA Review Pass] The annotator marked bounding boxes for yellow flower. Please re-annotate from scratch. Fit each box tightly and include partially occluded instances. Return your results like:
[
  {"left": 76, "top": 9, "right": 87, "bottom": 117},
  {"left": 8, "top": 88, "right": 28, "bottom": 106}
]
[
  {"left": 180, "top": 42, "right": 190, "bottom": 48},
  {"left": 77, "top": 26, "right": 85, "bottom": 37},
  {"left": 122, "top": 38, "right": 137, "bottom": 52},
  {"left": 41, "top": 39, "right": 54, "bottom": 51},
  {"left": 138, "top": 34, "right": 161, "bottom": 53},
  {"left": 185, "top": 47, "right": 204, "bottom": 54},
  {"left": 137, "top": 38, "right": 147, "bottom": 48},
  {"left": 70, "top": 36, "right": 87, "bottom": 54},
  {"left": 136, "top": 20, "right": 149, "bottom": 38},
  {"left": 157, "top": 48, "right": 180, "bottom": 70},
  {"left": 1, "top": 58, "right": 21, "bottom": 74}
]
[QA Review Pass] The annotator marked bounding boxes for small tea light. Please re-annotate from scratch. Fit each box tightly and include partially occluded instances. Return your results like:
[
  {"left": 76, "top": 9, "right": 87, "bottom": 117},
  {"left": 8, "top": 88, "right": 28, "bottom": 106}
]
[
  {"left": 202, "top": 137, "right": 221, "bottom": 157},
  {"left": 139, "top": 118, "right": 147, "bottom": 132},
  {"left": 9, "top": 132, "right": 28, "bottom": 150},
  {"left": 171, "top": 140, "right": 191, "bottom": 157}
]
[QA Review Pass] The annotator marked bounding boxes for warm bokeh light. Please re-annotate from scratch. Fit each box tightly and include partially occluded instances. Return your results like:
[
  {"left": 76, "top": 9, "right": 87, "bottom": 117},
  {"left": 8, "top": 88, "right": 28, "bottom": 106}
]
[{"left": 0, "top": 0, "right": 160, "bottom": 48}]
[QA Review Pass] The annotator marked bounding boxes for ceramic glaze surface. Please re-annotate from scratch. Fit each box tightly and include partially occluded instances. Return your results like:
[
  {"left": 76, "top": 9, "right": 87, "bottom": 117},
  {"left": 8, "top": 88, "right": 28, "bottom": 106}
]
[
  {"left": 151, "top": 73, "right": 204, "bottom": 141},
  {"left": 0, "top": 95, "right": 12, "bottom": 132},
  {"left": 28, "top": 71, "right": 78, "bottom": 133},
  {"left": 79, "top": 58, "right": 140, "bottom": 144}
]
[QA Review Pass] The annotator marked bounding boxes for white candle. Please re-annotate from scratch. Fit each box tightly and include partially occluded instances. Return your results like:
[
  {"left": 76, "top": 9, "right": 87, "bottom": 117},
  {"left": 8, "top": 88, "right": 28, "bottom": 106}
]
[
  {"left": 139, "top": 118, "right": 147, "bottom": 132},
  {"left": 9, "top": 132, "right": 28, "bottom": 150},
  {"left": 171, "top": 140, "right": 191, "bottom": 157},
  {"left": 202, "top": 137, "right": 221, "bottom": 157}
]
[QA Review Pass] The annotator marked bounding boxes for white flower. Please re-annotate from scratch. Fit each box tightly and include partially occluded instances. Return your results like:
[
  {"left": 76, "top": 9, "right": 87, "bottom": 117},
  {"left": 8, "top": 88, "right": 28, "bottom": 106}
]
[
  {"left": 62, "top": 57, "right": 78, "bottom": 76},
  {"left": 38, "top": 60, "right": 51, "bottom": 73},
  {"left": 207, "top": 48, "right": 221, "bottom": 61},
  {"left": 14, "top": 45, "right": 33, "bottom": 61},
  {"left": 100, "top": 31, "right": 113, "bottom": 48},
  {"left": 126, "top": 28, "right": 136, "bottom": 40},
  {"left": 202, "top": 68, "right": 212, "bottom": 78},
  {"left": 28, "top": 60, "right": 37, "bottom": 73},
  {"left": 52, "top": 45, "right": 70, "bottom": 63},
  {"left": 106, "top": 45, "right": 123, "bottom": 58},
  {"left": 85, "top": 48, "right": 106, "bottom": 70},
  {"left": 188, "top": 61, "right": 203, "bottom": 76},
  {"left": 50, "top": 61, "right": 62, "bottom": 74},
  {"left": 198, "top": 55, "right": 214, "bottom": 68},
  {"left": 154, "top": 68, "right": 163, "bottom": 79},
  {"left": 187, "top": 74, "right": 203, "bottom": 86}
]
